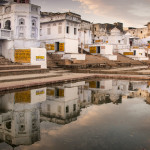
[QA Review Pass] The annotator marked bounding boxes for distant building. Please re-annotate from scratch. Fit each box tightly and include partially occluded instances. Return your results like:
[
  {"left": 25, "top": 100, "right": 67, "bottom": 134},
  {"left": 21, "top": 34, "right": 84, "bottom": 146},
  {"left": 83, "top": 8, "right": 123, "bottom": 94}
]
[
  {"left": 125, "top": 22, "right": 150, "bottom": 39},
  {"left": 92, "top": 22, "right": 123, "bottom": 39},
  {"left": 127, "top": 27, "right": 148, "bottom": 39}
]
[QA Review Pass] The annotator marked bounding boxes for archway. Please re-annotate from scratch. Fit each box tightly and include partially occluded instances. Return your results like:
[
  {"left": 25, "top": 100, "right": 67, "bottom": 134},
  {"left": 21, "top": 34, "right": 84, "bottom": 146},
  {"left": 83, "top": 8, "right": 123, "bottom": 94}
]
[{"left": 4, "top": 20, "right": 11, "bottom": 30}]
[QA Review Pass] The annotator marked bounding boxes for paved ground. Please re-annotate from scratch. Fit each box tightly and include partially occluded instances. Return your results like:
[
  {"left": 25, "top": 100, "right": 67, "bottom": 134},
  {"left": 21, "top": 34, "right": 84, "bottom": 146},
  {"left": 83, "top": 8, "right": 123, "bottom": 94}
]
[
  {"left": 0, "top": 69, "right": 150, "bottom": 92},
  {"left": 0, "top": 66, "right": 150, "bottom": 92},
  {"left": 101, "top": 66, "right": 148, "bottom": 72}
]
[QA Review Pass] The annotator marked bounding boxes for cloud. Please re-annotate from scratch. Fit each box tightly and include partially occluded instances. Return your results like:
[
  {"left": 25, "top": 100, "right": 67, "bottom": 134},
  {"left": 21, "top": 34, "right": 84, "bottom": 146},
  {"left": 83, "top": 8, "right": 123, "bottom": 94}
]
[{"left": 74, "top": 0, "right": 150, "bottom": 27}]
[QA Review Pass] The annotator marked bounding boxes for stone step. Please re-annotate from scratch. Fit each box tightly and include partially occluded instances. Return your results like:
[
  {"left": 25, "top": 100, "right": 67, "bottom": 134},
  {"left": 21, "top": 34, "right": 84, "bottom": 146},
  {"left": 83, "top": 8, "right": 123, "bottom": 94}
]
[
  {"left": 0, "top": 68, "right": 49, "bottom": 77},
  {"left": 0, "top": 65, "right": 41, "bottom": 70}
]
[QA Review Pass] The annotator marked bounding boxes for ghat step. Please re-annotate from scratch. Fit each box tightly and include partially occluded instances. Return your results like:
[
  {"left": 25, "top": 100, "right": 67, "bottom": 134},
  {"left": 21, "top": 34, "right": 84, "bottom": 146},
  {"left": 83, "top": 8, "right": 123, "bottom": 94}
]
[
  {"left": 0, "top": 68, "right": 49, "bottom": 77},
  {"left": 0, "top": 65, "right": 41, "bottom": 70}
]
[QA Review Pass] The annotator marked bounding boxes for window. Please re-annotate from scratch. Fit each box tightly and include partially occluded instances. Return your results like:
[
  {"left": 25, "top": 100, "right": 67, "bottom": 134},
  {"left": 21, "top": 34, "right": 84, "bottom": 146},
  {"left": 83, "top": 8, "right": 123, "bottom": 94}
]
[
  {"left": 40, "top": 29, "right": 42, "bottom": 36},
  {"left": 4, "top": 20, "right": 11, "bottom": 30},
  {"left": 6, "top": 121, "right": 11, "bottom": 130},
  {"left": 58, "top": 26, "right": 62, "bottom": 34},
  {"left": 66, "top": 26, "right": 69, "bottom": 34},
  {"left": 47, "top": 28, "right": 51, "bottom": 35},
  {"left": 74, "top": 28, "right": 77, "bottom": 35},
  {"left": 32, "top": 20, "right": 36, "bottom": 27},
  {"left": 73, "top": 104, "right": 76, "bottom": 111},
  {"left": 19, "top": 18, "right": 25, "bottom": 25},
  {"left": 20, "top": 0, "right": 26, "bottom": 3},
  {"left": 66, "top": 106, "right": 69, "bottom": 113}
]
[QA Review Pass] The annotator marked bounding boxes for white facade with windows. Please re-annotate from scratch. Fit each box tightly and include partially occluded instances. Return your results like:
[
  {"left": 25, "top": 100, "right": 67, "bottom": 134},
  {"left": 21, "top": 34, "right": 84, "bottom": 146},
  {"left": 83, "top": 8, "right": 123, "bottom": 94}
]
[
  {"left": 40, "top": 12, "right": 80, "bottom": 54},
  {"left": 107, "top": 27, "right": 130, "bottom": 51},
  {"left": 0, "top": 0, "right": 47, "bottom": 68},
  {"left": 78, "top": 20, "right": 93, "bottom": 47},
  {"left": 40, "top": 12, "right": 85, "bottom": 60}
]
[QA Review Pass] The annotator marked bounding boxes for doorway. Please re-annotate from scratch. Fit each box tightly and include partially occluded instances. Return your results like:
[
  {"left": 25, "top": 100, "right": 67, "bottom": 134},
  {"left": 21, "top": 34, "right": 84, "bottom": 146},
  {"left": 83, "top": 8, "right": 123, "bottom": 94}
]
[
  {"left": 97, "top": 46, "right": 100, "bottom": 54},
  {"left": 4, "top": 20, "right": 11, "bottom": 30},
  {"left": 55, "top": 42, "right": 59, "bottom": 52},
  {"left": 134, "top": 50, "right": 136, "bottom": 56},
  {"left": 130, "top": 41, "right": 133, "bottom": 47}
]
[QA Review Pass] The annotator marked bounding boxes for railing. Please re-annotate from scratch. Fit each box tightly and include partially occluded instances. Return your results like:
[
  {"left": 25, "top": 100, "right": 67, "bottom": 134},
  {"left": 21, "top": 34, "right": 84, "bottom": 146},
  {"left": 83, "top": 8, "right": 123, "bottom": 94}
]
[
  {"left": 113, "top": 44, "right": 130, "bottom": 50},
  {"left": 0, "top": 29, "right": 12, "bottom": 40}
]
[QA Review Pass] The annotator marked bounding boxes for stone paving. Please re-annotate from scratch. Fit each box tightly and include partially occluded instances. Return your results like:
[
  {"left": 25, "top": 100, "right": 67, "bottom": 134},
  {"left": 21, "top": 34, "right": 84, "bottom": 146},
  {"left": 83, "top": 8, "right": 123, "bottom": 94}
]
[
  {"left": 0, "top": 69, "right": 150, "bottom": 92},
  {"left": 101, "top": 66, "right": 148, "bottom": 72}
]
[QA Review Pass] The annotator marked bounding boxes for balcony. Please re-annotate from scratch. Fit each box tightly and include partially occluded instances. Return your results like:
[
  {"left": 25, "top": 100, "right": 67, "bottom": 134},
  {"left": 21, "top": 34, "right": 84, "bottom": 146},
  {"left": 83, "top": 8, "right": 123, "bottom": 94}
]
[{"left": 0, "top": 29, "right": 12, "bottom": 40}]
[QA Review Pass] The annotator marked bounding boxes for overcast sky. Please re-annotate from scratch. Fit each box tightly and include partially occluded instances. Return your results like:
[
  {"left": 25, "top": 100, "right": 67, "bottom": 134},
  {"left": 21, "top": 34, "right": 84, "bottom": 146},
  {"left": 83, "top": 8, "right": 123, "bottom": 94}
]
[{"left": 31, "top": 0, "right": 150, "bottom": 28}]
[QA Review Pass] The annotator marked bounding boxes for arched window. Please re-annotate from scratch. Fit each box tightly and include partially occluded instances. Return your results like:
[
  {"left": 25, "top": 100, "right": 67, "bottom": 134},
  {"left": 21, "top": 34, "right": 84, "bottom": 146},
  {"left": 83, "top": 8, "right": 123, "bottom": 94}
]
[
  {"left": 19, "top": 18, "right": 25, "bottom": 25},
  {"left": 6, "top": 121, "right": 11, "bottom": 130},
  {"left": 4, "top": 20, "right": 11, "bottom": 30},
  {"left": 32, "top": 19, "right": 36, "bottom": 27}
]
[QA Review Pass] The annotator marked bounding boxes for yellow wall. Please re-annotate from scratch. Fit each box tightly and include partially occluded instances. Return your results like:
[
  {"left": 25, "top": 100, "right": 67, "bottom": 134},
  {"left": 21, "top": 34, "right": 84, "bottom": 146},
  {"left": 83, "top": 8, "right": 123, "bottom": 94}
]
[
  {"left": 90, "top": 47, "right": 97, "bottom": 53},
  {"left": 15, "top": 49, "right": 31, "bottom": 63}
]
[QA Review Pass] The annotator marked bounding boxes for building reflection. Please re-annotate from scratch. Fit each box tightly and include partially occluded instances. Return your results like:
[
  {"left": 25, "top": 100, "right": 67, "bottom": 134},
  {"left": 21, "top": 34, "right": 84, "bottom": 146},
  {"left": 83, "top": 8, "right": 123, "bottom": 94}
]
[
  {"left": 0, "top": 80, "right": 150, "bottom": 148},
  {"left": 40, "top": 82, "right": 84, "bottom": 124},
  {"left": 128, "top": 81, "right": 150, "bottom": 104},
  {"left": 0, "top": 87, "right": 46, "bottom": 148},
  {"left": 87, "top": 80, "right": 129, "bottom": 105}
]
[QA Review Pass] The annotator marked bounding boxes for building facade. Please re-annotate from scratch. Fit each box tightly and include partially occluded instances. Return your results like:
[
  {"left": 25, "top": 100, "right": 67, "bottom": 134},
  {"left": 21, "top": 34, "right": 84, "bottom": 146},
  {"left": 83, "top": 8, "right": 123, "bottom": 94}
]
[
  {"left": 0, "top": 0, "right": 47, "bottom": 68},
  {"left": 40, "top": 12, "right": 81, "bottom": 54}
]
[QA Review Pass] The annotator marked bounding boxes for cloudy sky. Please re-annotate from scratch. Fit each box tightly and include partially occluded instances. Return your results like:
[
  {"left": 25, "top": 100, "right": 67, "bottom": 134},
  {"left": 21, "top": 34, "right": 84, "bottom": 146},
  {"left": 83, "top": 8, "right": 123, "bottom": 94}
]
[{"left": 31, "top": 0, "right": 150, "bottom": 28}]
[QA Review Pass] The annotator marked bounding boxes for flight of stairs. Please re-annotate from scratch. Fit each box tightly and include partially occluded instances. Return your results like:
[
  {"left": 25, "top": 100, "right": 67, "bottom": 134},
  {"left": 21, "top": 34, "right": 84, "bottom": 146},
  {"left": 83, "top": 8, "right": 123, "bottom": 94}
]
[
  {"left": 83, "top": 54, "right": 117, "bottom": 67},
  {"left": 78, "top": 47, "right": 91, "bottom": 55},
  {"left": 114, "top": 53, "right": 144, "bottom": 66},
  {"left": 0, "top": 56, "right": 49, "bottom": 76},
  {"left": 0, "top": 56, "right": 20, "bottom": 65},
  {"left": 47, "top": 53, "right": 71, "bottom": 70}
]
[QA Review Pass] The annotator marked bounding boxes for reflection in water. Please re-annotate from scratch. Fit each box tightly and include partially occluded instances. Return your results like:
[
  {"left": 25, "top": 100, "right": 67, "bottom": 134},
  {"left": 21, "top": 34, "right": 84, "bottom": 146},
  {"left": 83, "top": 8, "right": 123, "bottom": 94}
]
[{"left": 0, "top": 80, "right": 150, "bottom": 149}]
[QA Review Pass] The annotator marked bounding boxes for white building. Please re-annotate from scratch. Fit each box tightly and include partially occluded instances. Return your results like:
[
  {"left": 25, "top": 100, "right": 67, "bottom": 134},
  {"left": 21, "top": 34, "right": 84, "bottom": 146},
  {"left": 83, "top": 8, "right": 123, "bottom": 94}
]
[
  {"left": 118, "top": 47, "right": 148, "bottom": 61},
  {"left": 0, "top": 0, "right": 47, "bottom": 68},
  {"left": 40, "top": 12, "right": 85, "bottom": 60},
  {"left": 88, "top": 44, "right": 117, "bottom": 60},
  {"left": 78, "top": 20, "right": 93, "bottom": 48},
  {"left": 41, "top": 82, "right": 84, "bottom": 124},
  {"left": 107, "top": 27, "right": 130, "bottom": 51},
  {"left": 0, "top": 102, "right": 40, "bottom": 147},
  {"left": 87, "top": 80, "right": 129, "bottom": 104}
]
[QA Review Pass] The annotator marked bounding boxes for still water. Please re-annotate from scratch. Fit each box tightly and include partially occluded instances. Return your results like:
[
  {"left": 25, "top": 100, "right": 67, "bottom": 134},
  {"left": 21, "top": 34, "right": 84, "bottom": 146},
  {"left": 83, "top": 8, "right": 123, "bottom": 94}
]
[{"left": 0, "top": 79, "right": 150, "bottom": 150}]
